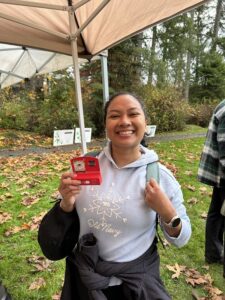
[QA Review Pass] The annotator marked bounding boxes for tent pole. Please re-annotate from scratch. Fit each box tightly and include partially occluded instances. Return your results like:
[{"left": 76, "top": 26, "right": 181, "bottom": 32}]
[
  {"left": 100, "top": 50, "right": 109, "bottom": 105},
  {"left": 69, "top": 10, "right": 87, "bottom": 154}
]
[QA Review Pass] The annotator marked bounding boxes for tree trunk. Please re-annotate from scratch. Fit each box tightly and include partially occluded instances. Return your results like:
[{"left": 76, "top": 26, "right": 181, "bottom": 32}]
[
  {"left": 148, "top": 26, "right": 157, "bottom": 84},
  {"left": 211, "top": 0, "right": 223, "bottom": 52}
]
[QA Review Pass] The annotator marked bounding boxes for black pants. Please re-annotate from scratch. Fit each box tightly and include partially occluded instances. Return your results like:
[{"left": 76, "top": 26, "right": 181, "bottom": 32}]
[{"left": 205, "top": 186, "right": 225, "bottom": 275}]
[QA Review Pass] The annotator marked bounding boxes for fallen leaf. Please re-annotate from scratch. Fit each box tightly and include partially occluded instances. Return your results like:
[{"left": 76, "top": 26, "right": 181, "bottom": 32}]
[
  {"left": 186, "top": 185, "right": 196, "bottom": 192},
  {"left": 21, "top": 196, "right": 39, "bottom": 207},
  {"left": 27, "top": 255, "right": 52, "bottom": 272},
  {"left": 200, "top": 212, "right": 208, "bottom": 219},
  {"left": 4, "top": 223, "right": 31, "bottom": 236},
  {"left": 52, "top": 293, "right": 61, "bottom": 300},
  {"left": 29, "top": 277, "right": 46, "bottom": 290},
  {"left": 0, "top": 211, "right": 12, "bottom": 224},
  {"left": 166, "top": 263, "right": 185, "bottom": 279},
  {"left": 187, "top": 197, "right": 198, "bottom": 205}
]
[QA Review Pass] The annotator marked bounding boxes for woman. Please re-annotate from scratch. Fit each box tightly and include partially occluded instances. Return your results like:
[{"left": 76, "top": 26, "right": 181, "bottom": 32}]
[{"left": 38, "top": 92, "right": 191, "bottom": 300}]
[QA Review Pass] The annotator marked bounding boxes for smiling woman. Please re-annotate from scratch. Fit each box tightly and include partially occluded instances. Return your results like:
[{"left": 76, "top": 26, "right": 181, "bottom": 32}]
[
  {"left": 104, "top": 93, "right": 147, "bottom": 167},
  {"left": 38, "top": 92, "right": 191, "bottom": 300}
]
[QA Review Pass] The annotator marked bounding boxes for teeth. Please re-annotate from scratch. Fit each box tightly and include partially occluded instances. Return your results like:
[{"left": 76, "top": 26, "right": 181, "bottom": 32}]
[{"left": 118, "top": 131, "right": 133, "bottom": 136}]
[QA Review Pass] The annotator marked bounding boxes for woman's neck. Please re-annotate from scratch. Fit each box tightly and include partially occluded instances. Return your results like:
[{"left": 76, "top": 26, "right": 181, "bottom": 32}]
[{"left": 111, "top": 145, "right": 142, "bottom": 167}]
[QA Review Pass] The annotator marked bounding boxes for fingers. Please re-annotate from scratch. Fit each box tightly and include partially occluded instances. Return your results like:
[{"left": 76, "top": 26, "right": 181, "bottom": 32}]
[
  {"left": 148, "top": 178, "right": 158, "bottom": 188},
  {"left": 146, "top": 178, "right": 159, "bottom": 194},
  {"left": 60, "top": 173, "right": 81, "bottom": 186},
  {"left": 59, "top": 172, "right": 81, "bottom": 195}
]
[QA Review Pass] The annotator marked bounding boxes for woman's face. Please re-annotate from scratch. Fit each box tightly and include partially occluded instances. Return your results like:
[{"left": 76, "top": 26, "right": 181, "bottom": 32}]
[{"left": 105, "top": 94, "right": 146, "bottom": 150}]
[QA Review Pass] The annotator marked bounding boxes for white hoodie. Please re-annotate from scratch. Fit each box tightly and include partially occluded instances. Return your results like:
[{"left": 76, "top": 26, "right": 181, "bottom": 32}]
[{"left": 76, "top": 143, "right": 191, "bottom": 263}]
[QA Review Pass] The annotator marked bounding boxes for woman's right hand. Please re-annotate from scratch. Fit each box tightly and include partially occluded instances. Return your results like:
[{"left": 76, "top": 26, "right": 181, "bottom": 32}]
[{"left": 58, "top": 172, "right": 81, "bottom": 212}]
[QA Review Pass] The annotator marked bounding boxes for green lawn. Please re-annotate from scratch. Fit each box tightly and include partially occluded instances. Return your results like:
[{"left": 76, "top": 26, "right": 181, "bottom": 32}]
[{"left": 0, "top": 127, "right": 224, "bottom": 300}]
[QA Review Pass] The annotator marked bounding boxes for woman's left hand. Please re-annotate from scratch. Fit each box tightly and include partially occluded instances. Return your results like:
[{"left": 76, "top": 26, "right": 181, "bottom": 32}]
[
  {"left": 145, "top": 178, "right": 176, "bottom": 223},
  {"left": 145, "top": 178, "right": 182, "bottom": 237}
]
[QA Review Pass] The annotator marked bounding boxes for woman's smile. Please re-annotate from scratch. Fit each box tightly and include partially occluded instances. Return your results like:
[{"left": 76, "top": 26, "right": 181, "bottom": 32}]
[{"left": 116, "top": 129, "right": 135, "bottom": 136}]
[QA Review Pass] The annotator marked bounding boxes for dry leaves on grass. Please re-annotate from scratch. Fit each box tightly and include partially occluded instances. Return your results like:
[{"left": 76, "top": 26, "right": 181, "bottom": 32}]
[
  {"left": 0, "top": 129, "right": 52, "bottom": 150},
  {"left": 0, "top": 182, "right": 9, "bottom": 189},
  {"left": 185, "top": 153, "right": 199, "bottom": 163},
  {"left": 166, "top": 263, "right": 186, "bottom": 279},
  {"left": 200, "top": 212, "right": 208, "bottom": 219},
  {"left": 29, "top": 277, "right": 46, "bottom": 290},
  {"left": 52, "top": 292, "right": 61, "bottom": 300},
  {"left": 186, "top": 184, "right": 196, "bottom": 192},
  {"left": 166, "top": 264, "right": 224, "bottom": 299},
  {"left": 199, "top": 186, "right": 209, "bottom": 195},
  {"left": 160, "top": 160, "right": 178, "bottom": 176},
  {"left": 27, "top": 255, "right": 52, "bottom": 272},
  {"left": 4, "top": 211, "right": 46, "bottom": 236},
  {"left": 21, "top": 195, "right": 40, "bottom": 207},
  {"left": 187, "top": 197, "right": 198, "bottom": 205},
  {"left": 0, "top": 193, "right": 13, "bottom": 202},
  {"left": 51, "top": 191, "right": 61, "bottom": 200},
  {"left": 0, "top": 211, "right": 12, "bottom": 224}
]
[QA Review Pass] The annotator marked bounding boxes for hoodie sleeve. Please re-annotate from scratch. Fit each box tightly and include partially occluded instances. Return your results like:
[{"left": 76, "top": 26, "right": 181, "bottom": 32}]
[{"left": 159, "top": 166, "right": 192, "bottom": 247}]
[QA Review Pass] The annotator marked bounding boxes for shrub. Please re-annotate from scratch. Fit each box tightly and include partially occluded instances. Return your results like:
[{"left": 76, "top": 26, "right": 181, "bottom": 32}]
[
  {"left": 138, "top": 85, "right": 188, "bottom": 132},
  {"left": 35, "top": 83, "right": 78, "bottom": 136},
  {"left": 185, "top": 101, "right": 218, "bottom": 128},
  {"left": 35, "top": 76, "right": 94, "bottom": 136},
  {"left": 0, "top": 101, "right": 28, "bottom": 130}
]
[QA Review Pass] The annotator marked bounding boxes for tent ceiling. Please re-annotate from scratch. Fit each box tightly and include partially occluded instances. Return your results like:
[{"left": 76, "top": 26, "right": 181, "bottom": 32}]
[
  {"left": 0, "top": 0, "right": 210, "bottom": 58},
  {"left": 0, "top": 44, "right": 74, "bottom": 87},
  {"left": 0, "top": 43, "right": 101, "bottom": 88}
]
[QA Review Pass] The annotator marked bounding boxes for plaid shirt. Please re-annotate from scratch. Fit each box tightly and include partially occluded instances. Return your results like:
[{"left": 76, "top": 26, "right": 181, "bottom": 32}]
[{"left": 198, "top": 99, "right": 225, "bottom": 187}]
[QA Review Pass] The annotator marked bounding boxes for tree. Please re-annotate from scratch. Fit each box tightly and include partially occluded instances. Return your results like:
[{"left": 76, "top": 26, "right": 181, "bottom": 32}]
[
  {"left": 190, "top": 52, "right": 225, "bottom": 101},
  {"left": 108, "top": 34, "right": 147, "bottom": 93}
]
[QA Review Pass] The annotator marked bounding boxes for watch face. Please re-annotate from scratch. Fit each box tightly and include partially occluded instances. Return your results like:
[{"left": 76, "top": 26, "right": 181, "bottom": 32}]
[{"left": 172, "top": 217, "right": 181, "bottom": 227}]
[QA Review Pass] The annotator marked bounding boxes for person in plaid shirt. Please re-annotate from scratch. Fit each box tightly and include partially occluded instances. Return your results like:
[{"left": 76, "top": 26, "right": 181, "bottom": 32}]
[{"left": 198, "top": 99, "right": 225, "bottom": 276}]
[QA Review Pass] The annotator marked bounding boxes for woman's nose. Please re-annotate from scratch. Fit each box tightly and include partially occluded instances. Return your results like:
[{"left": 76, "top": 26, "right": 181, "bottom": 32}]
[{"left": 118, "top": 115, "right": 131, "bottom": 125}]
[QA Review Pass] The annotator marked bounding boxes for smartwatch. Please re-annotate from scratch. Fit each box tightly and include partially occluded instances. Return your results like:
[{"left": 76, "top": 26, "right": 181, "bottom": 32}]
[{"left": 163, "top": 215, "right": 181, "bottom": 228}]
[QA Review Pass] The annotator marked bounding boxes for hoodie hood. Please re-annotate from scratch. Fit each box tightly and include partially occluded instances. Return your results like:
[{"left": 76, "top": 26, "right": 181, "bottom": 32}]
[{"left": 102, "top": 142, "right": 158, "bottom": 169}]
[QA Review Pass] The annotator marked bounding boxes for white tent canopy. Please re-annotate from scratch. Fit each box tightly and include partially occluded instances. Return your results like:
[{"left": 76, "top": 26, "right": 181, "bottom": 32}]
[
  {"left": 0, "top": 0, "right": 210, "bottom": 153},
  {"left": 0, "top": 44, "right": 73, "bottom": 88},
  {"left": 0, "top": 43, "right": 104, "bottom": 88}
]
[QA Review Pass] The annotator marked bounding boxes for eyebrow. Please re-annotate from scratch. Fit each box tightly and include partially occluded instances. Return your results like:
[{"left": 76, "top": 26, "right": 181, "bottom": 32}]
[{"left": 108, "top": 107, "right": 142, "bottom": 113}]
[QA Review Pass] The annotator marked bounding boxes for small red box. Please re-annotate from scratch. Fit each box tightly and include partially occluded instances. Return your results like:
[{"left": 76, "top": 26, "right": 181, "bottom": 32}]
[{"left": 70, "top": 156, "right": 102, "bottom": 185}]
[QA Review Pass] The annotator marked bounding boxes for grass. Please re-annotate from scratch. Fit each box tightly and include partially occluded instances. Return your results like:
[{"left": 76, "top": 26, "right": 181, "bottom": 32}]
[
  {"left": 0, "top": 126, "right": 224, "bottom": 300},
  {"left": 155, "top": 124, "right": 207, "bottom": 136},
  {"left": 152, "top": 138, "right": 224, "bottom": 299}
]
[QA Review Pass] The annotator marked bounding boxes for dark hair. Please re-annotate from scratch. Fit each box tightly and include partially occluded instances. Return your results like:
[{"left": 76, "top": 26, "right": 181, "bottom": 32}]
[{"left": 103, "top": 92, "right": 147, "bottom": 124}]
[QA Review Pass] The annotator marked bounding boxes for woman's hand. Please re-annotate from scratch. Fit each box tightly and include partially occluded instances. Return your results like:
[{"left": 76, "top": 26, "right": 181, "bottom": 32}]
[
  {"left": 145, "top": 178, "right": 181, "bottom": 237},
  {"left": 58, "top": 172, "right": 81, "bottom": 212},
  {"left": 145, "top": 178, "right": 176, "bottom": 220}
]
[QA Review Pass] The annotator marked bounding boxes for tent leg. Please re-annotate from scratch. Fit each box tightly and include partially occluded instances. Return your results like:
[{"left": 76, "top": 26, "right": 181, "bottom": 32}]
[
  {"left": 100, "top": 51, "right": 109, "bottom": 105},
  {"left": 69, "top": 13, "right": 87, "bottom": 154}
]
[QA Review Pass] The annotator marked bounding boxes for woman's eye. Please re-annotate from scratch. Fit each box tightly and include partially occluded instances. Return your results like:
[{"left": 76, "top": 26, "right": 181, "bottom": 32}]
[
  {"left": 130, "top": 112, "right": 140, "bottom": 116},
  {"left": 109, "top": 115, "right": 119, "bottom": 119}
]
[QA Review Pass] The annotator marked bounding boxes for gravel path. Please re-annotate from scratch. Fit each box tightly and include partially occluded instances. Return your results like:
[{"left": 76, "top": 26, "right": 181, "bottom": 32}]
[{"left": 0, "top": 132, "right": 206, "bottom": 157}]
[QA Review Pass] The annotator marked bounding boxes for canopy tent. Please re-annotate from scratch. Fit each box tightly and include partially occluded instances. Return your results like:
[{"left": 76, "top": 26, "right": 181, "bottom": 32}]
[
  {"left": 0, "top": 0, "right": 210, "bottom": 153},
  {"left": 0, "top": 44, "right": 107, "bottom": 90},
  {"left": 0, "top": 44, "right": 73, "bottom": 88}
]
